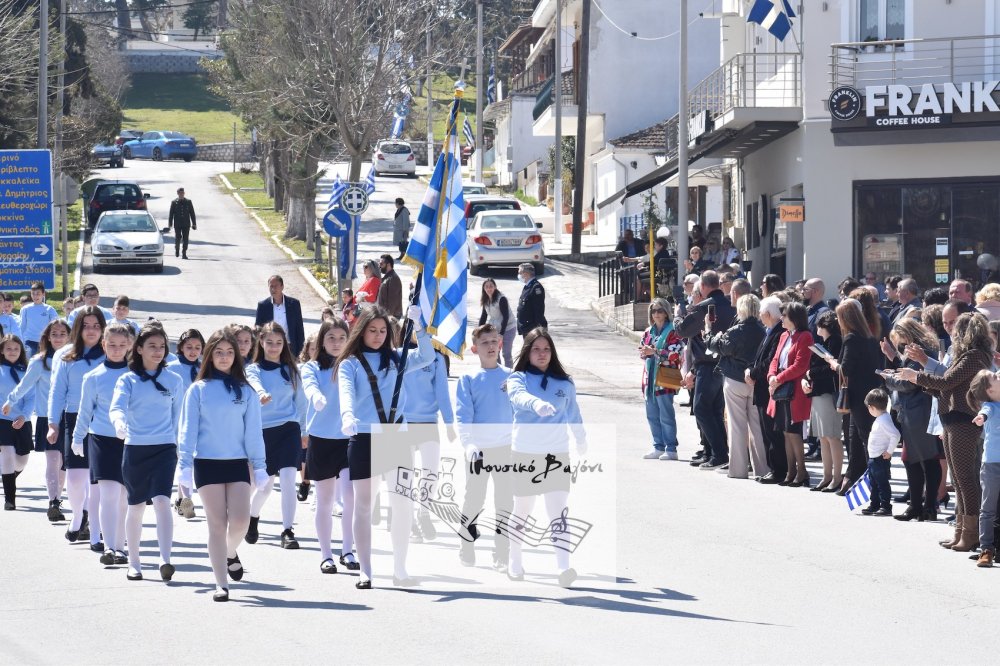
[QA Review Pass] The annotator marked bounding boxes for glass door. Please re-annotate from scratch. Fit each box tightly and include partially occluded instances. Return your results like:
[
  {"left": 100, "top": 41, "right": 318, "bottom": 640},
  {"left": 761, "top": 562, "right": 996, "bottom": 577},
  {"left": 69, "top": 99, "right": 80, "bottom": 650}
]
[{"left": 952, "top": 185, "right": 1000, "bottom": 286}]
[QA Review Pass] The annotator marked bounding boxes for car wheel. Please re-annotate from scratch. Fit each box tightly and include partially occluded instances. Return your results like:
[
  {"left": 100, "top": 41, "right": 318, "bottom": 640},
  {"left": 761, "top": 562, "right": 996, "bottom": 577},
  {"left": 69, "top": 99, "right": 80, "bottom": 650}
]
[
  {"left": 153, "top": 263, "right": 164, "bottom": 274},
  {"left": 533, "top": 261, "right": 545, "bottom": 276},
  {"left": 183, "top": 156, "right": 193, "bottom": 162},
  {"left": 468, "top": 260, "right": 480, "bottom": 276},
  {"left": 92, "top": 263, "right": 103, "bottom": 274},
  {"left": 153, "top": 148, "right": 162, "bottom": 161},
  {"left": 122, "top": 147, "right": 131, "bottom": 159}
]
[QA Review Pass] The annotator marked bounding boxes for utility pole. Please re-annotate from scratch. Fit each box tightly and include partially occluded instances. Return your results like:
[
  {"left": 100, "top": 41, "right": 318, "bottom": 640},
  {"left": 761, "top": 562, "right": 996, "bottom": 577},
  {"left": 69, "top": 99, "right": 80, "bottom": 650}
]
[
  {"left": 571, "top": 0, "right": 591, "bottom": 255},
  {"left": 676, "top": 0, "right": 689, "bottom": 287},
  {"left": 426, "top": 12, "right": 434, "bottom": 167},
  {"left": 553, "top": 0, "right": 563, "bottom": 244},
  {"left": 56, "top": 0, "right": 68, "bottom": 294},
  {"left": 37, "top": 0, "right": 48, "bottom": 148},
  {"left": 475, "top": 0, "right": 484, "bottom": 182}
]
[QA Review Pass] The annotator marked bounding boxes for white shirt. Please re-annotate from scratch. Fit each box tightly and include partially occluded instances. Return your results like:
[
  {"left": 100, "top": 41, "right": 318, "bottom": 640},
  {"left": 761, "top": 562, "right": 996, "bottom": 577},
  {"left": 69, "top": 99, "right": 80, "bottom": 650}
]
[
  {"left": 271, "top": 298, "right": 288, "bottom": 334},
  {"left": 867, "top": 412, "right": 900, "bottom": 458}
]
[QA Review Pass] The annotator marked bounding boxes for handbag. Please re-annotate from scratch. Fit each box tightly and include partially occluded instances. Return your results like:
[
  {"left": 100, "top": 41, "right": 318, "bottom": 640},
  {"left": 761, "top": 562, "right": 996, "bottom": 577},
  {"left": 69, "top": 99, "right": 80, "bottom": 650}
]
[
  {"left": 655, "top": 364, "right": 684, "bottom": 390},
  {"left": 772, "top": 381, "right": 794, "bottom": 401},
  {"left": 835, "top": 370, "right": 851, "bottom": 414}
]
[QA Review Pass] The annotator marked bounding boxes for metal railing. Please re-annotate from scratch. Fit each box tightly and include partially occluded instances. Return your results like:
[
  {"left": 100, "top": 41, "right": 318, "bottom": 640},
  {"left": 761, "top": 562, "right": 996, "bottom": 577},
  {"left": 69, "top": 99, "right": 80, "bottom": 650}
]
[
  {"left": 830, "top": 34, "right": 1000, "bottom": 90},
  {"left": 687, "top": 52, "right": 802, "bottom": 124}
]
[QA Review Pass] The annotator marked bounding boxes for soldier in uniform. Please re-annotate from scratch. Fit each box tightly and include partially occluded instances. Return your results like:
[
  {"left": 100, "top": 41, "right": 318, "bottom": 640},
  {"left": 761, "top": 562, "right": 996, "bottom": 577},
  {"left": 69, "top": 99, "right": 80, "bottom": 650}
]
[
  {"left": 167, "top": 187, "right": 197, "bottom": 259},
  {"left": 516, "top": 263, "right": 547, "bottom": 336}
]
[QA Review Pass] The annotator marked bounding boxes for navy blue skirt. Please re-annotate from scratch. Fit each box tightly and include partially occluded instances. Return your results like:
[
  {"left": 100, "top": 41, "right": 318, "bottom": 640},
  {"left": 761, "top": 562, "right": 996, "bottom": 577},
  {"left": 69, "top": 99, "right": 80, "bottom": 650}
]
[
  {"left": 0, "top": 418, "right": 33, "bottom": 456},
  {"left": 34, "top": 416, "right": 62, "bottom": 453},
  {"left": 306, "top": 435, "right": 348, "bottom": 481},
  {"left": 62, "top": 412, "right": 89, "bottom": 469},
  {"left": 263, "top": 421, "right": 302, "bottom": 476},
  {"left": 193, "top": 458, "right": 250, "bottom": 489},
  {"left": 122, "top": 444, "right": 177, "bottom": 504},
  {"left": 89, "top": 434, "right": 125, "bottom": 484}
]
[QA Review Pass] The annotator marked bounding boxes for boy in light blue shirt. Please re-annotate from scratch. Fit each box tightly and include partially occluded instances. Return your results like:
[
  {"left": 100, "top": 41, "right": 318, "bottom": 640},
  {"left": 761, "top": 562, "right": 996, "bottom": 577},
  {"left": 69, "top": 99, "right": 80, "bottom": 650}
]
[{"left": 970, "top": 369, "right": 1000, "bottom": 567}]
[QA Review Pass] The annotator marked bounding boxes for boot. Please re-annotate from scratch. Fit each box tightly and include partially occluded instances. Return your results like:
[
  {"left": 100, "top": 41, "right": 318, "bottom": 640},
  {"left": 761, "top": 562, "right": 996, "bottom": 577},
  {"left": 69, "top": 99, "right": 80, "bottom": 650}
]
[
  {"left": 939, "top": 522, "right": 962, "bottom": 548},
  {"left": 1, "top": 473, "right": 16, "bottom": 510},
  {"left": 977, "top": 548, "right": 995, "bottom": 568},
  {"left": 951, "top": 515, "right": 981, "bottom": 552}
]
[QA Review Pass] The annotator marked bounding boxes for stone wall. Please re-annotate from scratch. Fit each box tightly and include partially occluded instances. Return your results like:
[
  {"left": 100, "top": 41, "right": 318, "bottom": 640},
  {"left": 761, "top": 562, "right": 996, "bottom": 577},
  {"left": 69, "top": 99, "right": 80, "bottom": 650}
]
[
  {"left": 195, "top": 142, "right": 256, "bottom": 163},
  {"left": 125, "top": 52, "right": 222, "bottom": 74}
]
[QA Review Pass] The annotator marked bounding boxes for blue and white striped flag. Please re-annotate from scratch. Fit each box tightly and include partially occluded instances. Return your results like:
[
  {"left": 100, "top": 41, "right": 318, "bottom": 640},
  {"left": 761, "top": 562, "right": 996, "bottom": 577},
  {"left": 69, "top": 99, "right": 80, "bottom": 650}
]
[
  {"left": 390, "top": 93, "right": 411, "bottom": 139},
  {"left": 364, "top": 166, "right": 376, "bottom": 195},
  {"left": 403, "top": 85, "right": 468, "bottom": 357},
  {"left": 845, "top": 472, "right": 872, "bottom": 511},
  {"left": 327, "top": 174, "right": 347, "bottom": 210},
  {"left": 462, "top": 116, "right": 475, "bottom": 150},
  {"left": 338, "top": 213, "right": 359, "bottom": 280},
  {"left": 747, "top": 0, "right": 795, "bottom": 42},
  {"left": 487, "top": 62, "right": 496, "bottom": 104}
]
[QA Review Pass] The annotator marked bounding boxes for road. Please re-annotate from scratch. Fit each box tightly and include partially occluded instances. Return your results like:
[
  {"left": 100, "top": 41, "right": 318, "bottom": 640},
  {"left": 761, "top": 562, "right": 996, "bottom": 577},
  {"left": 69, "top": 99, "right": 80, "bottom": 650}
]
[{"left": 2, "top": 158, "right": 999, "bottom": 664}]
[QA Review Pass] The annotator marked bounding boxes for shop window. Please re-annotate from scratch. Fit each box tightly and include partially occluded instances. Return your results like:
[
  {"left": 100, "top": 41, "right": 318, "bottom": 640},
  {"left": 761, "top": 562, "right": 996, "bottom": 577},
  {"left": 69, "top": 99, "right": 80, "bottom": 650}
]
[{"left": 859, "top": 0, "right": 905, "bottom": 42}]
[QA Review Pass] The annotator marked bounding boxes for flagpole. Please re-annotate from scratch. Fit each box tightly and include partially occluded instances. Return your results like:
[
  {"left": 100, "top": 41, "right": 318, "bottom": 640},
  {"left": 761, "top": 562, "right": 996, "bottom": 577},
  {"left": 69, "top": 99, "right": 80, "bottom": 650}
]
[
  {"left": 676, "top": 0, "right": 689, "bottom": 287},
  {"left": 475, "top": 0, "right": 484, "bottom": 183},
  {"left": 389, "top": 272, "right": 424, "bottom": 415}
]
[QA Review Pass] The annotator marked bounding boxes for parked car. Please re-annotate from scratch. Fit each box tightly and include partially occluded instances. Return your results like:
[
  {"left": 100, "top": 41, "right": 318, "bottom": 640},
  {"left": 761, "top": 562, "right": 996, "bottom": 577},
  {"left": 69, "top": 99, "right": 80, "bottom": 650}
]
[
  {"left": 122, "top": 131, "right": 197, "bottom": 162},
  {"left": 114, "top": 129, "right": 144, "bottom": 146},
  {"left": 467, "top": 209, "right": 544, "bottom": 276},
  {"left": 90, "top": 143, "right": 124, "bottom": 168},
  {"left": 462, "top": 182, "right": 488, "bottom": 196},
  {"left": 87, "top": 180, "right": 149, "bottom": 228},
  {"left": 372, "top": 139, "right": 416, "bottom": 177},
  {"left": 463, "top": 194, "right": 521, "bottom": 220},
  {"left": 91, "top": 210, "right": 164, "bottom": 274}
]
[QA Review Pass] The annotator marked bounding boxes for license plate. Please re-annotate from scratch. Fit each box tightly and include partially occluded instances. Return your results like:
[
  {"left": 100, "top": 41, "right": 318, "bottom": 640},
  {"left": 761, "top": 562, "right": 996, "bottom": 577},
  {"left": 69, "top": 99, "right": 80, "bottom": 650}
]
[
  {"left": 120, "top": 252, "right": 135, "bottom": 258},
  {"left": 497, "top": 238, "right": 521, "bottom": 247},
  {"left": 179, "top": 143, "right": 191, "bottom": 147}
]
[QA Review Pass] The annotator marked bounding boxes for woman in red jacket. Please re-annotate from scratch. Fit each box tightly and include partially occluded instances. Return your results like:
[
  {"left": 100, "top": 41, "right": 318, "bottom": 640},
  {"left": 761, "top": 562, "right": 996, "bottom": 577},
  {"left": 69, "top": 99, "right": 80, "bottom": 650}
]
[{"left": 767, "top": 301, "right": 814, "bottom": 487}]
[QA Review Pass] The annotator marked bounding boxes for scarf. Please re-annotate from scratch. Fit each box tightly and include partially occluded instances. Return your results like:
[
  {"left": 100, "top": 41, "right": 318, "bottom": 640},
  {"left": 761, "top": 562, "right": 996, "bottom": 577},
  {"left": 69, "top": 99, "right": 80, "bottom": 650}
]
[
  {"left": 138, "top": 366, "right": 168, "bottom": 393},
  {"left": 525, "top": 364, "right": 567, "bottom": 390},
  {"left": 361, "top": 344, "right": 399, "bottom": 372},
  {"left": 644, "top": 322, "right": 672, "bottom": 399},
  {"left": 103, "top": 359, "right": 128, "bottom": 369},
  {"left": 178, "top": 355, "right": 201, "bottom": 383},
  {"left": 81, "top": 345, "right": 104, "bottom": 366},
  {"left": 212, "top": 369, "right": 243, "bottom": 400},
  {"left": 2, "top": 359, "right": 25, "bottom": 383},
  {"left": 259, "top": 359, "right": 290, "bottom": 381}
]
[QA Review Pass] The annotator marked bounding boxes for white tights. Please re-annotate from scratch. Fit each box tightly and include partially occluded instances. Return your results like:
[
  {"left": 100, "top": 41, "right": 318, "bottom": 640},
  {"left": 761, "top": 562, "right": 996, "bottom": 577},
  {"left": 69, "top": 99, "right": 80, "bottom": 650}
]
[
  {"left": 0, "top": 446, "right": 28, "bottom": 475},
  {"left": 97, "top": 480, "right": 127, "bottom": 551},
  {"left": 249, "top": 467, "right": 297, "bottom": 530},
  {"left": 508, "top": 491, "right": 571, "bottom": 577},
  {"left": 65, "top": 468, "right": 90, "bottom": 531},
  {"left": 414, "top": 440, "right": 440, "bottom": 516},
  {"left": 314, "top": 468, "right": 354, "bottom": 562},
  {"left": 199, "top": 482, "right": 251, "bottom": 592},
  {"left": 44, "top": 451, "right": 65, "bottom": 501},
  {"left": 125, "top": 495, "right": 172, "bottom": 575},
  {"left": 352, "top": 472, "right": 412, "bottom": 582}
]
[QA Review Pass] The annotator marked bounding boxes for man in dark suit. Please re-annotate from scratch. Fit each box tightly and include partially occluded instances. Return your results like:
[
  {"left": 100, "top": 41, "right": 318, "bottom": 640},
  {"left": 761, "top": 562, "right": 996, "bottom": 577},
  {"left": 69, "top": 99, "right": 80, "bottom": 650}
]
[
  {"left": 167, "top": 187, "right": 196, "bottom": 259},
  {"left": 516, "top": 263, "right": 546, "bottom": 336},
  {"left": 255, "top": 275, "right": 305, "bottom": 356}
]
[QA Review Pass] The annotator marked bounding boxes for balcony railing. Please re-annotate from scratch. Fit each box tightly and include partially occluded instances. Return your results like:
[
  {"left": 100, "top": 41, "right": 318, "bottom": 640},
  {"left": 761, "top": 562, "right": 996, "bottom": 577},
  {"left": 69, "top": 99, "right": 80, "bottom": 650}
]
[
  {"left": 532, "top": 70, "right": 576, "bottom": 121},
  {"left": 831, "top": 34, "right": 1000, "bottom": 90},
  {"left": 687, "top": 52, "right": 802, "bottom": 124}
]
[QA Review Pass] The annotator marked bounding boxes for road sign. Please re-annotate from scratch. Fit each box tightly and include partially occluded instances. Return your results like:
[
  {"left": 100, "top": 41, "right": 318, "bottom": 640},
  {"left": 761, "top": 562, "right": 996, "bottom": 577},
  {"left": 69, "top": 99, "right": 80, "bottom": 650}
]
[
  {"left": 322, "top": 208, "right": 352, "bottom": 238},
  {"left": 0, "top": 149, "right": 55, "bottom": 289},
  {"left": 341, "top": 186, "right": 369, "bottom": 215}
]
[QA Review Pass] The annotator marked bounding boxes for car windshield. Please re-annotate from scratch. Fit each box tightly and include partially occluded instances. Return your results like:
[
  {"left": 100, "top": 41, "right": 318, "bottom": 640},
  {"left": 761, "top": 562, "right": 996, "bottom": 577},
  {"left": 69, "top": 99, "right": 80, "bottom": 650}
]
[
  {"left": 163, "top": 132, "right": 188, "bottom": 139},
  {"left": 97, "top": 214, "right": 156, "bottom": 233},
  {"left": 96, "top": 185, "right": 141, "bottom": 200},
  {"left": 92, "top": 144, "right": 113, "bottom": 150},
  {"left": 469, "top": 201, "right": 518, "bottom": 216},
  {"left": 463, "top": 185, "right": 488, "bottom": 195},
  {"left": 380, "top": 142, "right": 411, "bottom": 155},
  {"left": 479, "top": 215, "right": 534, "bottom": 230}
]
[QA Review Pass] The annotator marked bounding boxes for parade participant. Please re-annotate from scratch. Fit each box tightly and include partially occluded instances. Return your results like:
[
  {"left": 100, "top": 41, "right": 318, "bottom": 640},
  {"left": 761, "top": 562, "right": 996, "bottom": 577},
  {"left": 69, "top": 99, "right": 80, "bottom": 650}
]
[
  {"left": 18, "top": 282, "right": 58, "bottom": 357},
  {"left": 302, "top": 318, "right": 355, "bottom": 573},
  {"left": 109, "top": 324, "right": 184, "bottom": 582},
  {"left": 0, "top": 335, "right": 31, "bottom": 511},
  {"left": 66, "top": 284, "right": 114, "bottom": 327},
  {"left": 48, "top": 307, "right": 107, "bottom": 543},
  {"left": 111, "top": 295, "right": 141, "bottom": 335},
  {"left": 245, "top": 322, "right": 307, "bottom": 549},
  {"left": 226, "top": 323, "right": 255, "bottom": 365},
  {"left": 178, "top": 330, "right": 267, "bottom": 602},
  {"left": 167, "top": 329, "right": 205, "bottom": 519},
  {"left": 454, "top": 324, "right": 513, "bottom": 570},
  {"left": 478, "top": 278, "right": 517, "bottom": 368},
  {"left": 507, "top": 328, "right": 586, "bottom": 587},
  {"left": 297, "top": 334, "right": 317, "bottom": 501},
  {"left": 337, "top": 304, "right": 433, "bottom": 588},
  {"left": 0, "top": 294, "right": 21, "bottom": 340},
  {"left": 73, "top": 323, "right": 134, "bottom": 562},
  {"left": 166, "top": 187, "right": 197, "bottom": 259},
  {"left": 3, "top": 319, "right": 69, "bottom": 519},
  {"left": 254, "top": 275, "right": 306, "bottom": 357}
]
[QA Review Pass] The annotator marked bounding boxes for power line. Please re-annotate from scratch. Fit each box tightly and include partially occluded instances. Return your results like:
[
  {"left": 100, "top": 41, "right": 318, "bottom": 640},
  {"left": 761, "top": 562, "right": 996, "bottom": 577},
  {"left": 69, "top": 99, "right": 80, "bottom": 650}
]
[
  {"left": 592, "top": 0, "right": 716, "bottom": 42},
  {"left": 65, "top": 0, "right": 219, "bottom": 17},
  {"left": 72, "top": 16, "right": 223, "bottom": 56}
]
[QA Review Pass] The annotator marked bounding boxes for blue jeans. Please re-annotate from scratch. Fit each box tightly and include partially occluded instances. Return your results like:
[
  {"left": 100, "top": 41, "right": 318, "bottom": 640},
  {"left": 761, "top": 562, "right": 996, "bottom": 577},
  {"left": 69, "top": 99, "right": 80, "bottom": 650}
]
[
  {"left": 644, "top": 392, "right": 677, "bottom": 452},
  {"left": 868, "top": 456, "right": 892, "bottom": 509}
]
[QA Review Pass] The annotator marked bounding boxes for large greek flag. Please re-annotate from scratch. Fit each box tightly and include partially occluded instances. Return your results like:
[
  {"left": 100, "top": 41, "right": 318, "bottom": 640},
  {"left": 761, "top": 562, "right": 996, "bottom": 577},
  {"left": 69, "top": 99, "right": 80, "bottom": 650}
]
[
  {"left": 327, "top": 174, "right": 347, "bottom": 210},
  {"left": 403, "top": 88, "right": 468, "bottom": 357},
  {"left": 463, "top": 116, "right": 475, "bottom": 150},
  {"left": 747, "top": 0, "right": 795, "bottom": 42},
  {"left": 487, "top": 62, "right": 496, "bottom": 104},
  {"left": 845, "top": 472, "right": 872, "bottom": 511}
]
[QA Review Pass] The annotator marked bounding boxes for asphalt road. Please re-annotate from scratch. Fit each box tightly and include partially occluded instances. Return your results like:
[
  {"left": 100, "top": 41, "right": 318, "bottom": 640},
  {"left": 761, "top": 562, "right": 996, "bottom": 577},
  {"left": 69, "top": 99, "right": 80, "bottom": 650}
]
[{"left": 2, "top": 158, "right": 999, "bottom": 664}]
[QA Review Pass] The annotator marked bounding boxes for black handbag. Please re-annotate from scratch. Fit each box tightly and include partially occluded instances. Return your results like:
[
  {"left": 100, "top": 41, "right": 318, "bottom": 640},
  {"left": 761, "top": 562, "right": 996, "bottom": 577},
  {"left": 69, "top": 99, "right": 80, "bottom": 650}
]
[{"left": 772, "top": 381, "right": 794, "bottom": 401}]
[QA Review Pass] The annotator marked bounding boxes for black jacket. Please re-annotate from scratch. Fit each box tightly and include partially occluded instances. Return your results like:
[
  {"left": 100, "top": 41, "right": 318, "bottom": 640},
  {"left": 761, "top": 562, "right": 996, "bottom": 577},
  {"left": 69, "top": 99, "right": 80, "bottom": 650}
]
[
  {"left": 168, "top": 197, "right": 196, "bottom": 228},
  {"left": 516, "top": 279, "right": 546, "bottom": 335},
  {"left": 673, "top": 289, "right": 735, "bottom": 366},
  {"left": 708, "top": 317, "right": 765, "bottom": 382},
  {"left": 749, "top": 324, "right": 783, "bottom": 407},
  {"left": 839, "top": 333, "right": 883, "bottom": 409},
  {"left": 255, "top": 295, "right": 305, "bottom": 356},
  {"left": 807, "top": 332, "right": 841, "bottom": 396}
]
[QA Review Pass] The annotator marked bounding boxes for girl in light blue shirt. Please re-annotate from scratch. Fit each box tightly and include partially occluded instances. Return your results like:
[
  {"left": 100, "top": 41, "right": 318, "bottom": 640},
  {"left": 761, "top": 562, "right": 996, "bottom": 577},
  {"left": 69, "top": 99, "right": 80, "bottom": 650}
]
[
  {"left": 0, "top": 334, "right": 31, "bottom": 511},
  {"left": 165, "top": 328, "right": 204, "bottom": 519},
  {"left": 18, "top": 282, "right": 58, "bottom": 356}
]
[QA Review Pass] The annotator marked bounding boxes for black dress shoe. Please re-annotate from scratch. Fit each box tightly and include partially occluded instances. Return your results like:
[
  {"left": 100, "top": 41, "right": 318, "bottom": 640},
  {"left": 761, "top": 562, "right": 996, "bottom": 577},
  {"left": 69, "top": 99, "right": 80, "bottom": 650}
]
[
  {"left": 320, "top": 558, "right": 338, "bottom": 574},
  {"left": 244, "top": 516, "right": 259, "bottom": 544},
  {"left": 213, "top": 588, "right": 230, "bottom": 602},
  {"left": 297, "top": 482, "right": 310, "bottom": 502},
  {"left": 280, "top": 528, "right": 300, "bottom": 550},
  {"left": 756, "top": 473, "right": 782, "bottom": 485},
  {"left": 159, "top": 563, "right": 175, "bottom": 581},
  {"left": 127, "top": 570, "right": 143, "bottom": 581},
  {"left": 355, "top": 579, "right": 372, "bottom": 589},
  {"left": 227, "top": 555, "right": 244, "bottom": 581},
  {"left": 89, "top": 542, "right": 105, "bottom": 553},
  {"left": 339, "top": 554, "right": 360, "bottom": 571}
]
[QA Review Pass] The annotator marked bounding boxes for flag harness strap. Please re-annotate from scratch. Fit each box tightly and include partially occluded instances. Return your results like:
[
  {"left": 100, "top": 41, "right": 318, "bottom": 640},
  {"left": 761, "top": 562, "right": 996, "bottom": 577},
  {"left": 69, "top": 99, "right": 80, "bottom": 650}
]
[{"left": 357, "top": 355, "right": 402, "bottom": 425}]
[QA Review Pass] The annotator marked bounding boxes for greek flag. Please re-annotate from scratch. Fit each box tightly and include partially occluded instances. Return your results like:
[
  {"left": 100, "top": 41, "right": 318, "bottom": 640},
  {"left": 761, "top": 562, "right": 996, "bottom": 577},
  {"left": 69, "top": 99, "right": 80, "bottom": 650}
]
[
  {"left": 845, "top": 472, "right": 872, "bottom": 511},
  {"left": 327, "top": 174, "right": 347, "bottom": 210},
  {"left": 463, "top": 116, "right": 475, "bottom": 150},
  {"left": 364, "top": 166, "right": 376, "bottom": 195},
  {"left": 403, "top": 87, "right": 468, "bottom": 357},
  {"left": 747, "top": 0, "right": 795, "bottom": 41},
  {"left": 487, "top": 62, "right": 496, "bottom": 104},
  {"left": 391, "top": 93, "right": 411, "bottom": 139}
]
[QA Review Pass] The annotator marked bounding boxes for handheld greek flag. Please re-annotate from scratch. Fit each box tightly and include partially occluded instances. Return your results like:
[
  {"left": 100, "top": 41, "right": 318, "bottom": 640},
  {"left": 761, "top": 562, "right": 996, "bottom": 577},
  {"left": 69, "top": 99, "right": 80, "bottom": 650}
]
[
  {"left": 463, "top": 116, "right": 476, "bottom": 150},
  {"left": 390, "top": 93, "right": 411, "bottom": 139},
  {"left": 327, "top": 174, "right": 347, "bottom": 210},
  {"left": 364, "top": 166, "right": 376, "bottom": 195},
  {"left": 747, "top": 0, "right": 795, "bottom": 42},
  {"left": 845, "top": 472, "right": 872, "bottom": 511},
  {"left": 487, "top": 62, "right": 496, "bottom": 104},
  {"left": 402, "top": 84, "right": 468, "bottom": 357}
]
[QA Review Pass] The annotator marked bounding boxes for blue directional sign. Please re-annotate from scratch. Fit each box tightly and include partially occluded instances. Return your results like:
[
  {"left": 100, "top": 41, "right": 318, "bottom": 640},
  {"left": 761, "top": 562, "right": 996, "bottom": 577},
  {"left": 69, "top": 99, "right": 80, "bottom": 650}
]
[
  {"left": 322, "top": 208, "right": 352, "bottom": 238},
  {"left": 0, "top": 149, "right": 55, "bottom": 289}
]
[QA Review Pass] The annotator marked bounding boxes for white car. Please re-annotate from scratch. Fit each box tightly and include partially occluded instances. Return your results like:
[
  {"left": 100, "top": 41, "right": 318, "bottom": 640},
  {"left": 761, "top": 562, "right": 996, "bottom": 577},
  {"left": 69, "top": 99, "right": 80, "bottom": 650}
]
[
  {"left": 91, "top": 210, "right": 164, "bottom": 274},
  {"left": 372, "top": 139, "right": 417, "bottom": 177},
  {"left": 462, "top": 182, "right": 488, "bottom": 196},
  {"left": 467, "top": 209, "right": 544, "bottom": 276}
]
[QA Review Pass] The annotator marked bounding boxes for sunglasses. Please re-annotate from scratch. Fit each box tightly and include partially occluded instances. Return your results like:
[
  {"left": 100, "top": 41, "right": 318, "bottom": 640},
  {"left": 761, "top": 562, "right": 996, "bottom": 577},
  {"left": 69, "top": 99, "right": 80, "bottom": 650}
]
[{"left": 650, "top": 308, "right": 667, "bottom": 314}]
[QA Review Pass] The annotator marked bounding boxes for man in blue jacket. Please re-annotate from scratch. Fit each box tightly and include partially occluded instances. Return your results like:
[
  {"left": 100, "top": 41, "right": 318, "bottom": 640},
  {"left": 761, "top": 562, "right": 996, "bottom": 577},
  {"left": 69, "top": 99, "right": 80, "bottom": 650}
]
[{"left": 255, "top": 275, "right": 305, "bottom": 356}]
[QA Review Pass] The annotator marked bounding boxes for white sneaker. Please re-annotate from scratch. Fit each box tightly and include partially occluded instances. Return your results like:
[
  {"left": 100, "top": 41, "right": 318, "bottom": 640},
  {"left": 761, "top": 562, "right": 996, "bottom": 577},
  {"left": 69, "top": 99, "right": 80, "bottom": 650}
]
[
  {"left": 332, "top": 501, "right": 343, "bottom": 518},
  {"left": 642, "top": 450, "right": 663, "bottom": 459},
  {"left": 658, "top": 451, "right": 679, "bottom": 461}
]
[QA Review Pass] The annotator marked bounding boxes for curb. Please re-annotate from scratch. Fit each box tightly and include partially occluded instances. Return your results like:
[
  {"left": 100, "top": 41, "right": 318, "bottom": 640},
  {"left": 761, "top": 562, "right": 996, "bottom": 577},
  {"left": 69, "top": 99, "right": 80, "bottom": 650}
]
[
  {"left": 298, "top": 265, "right": 333, "bottom": 303},
  {"left": 590, "top": 300, "right": 644, "bottom": 343}
]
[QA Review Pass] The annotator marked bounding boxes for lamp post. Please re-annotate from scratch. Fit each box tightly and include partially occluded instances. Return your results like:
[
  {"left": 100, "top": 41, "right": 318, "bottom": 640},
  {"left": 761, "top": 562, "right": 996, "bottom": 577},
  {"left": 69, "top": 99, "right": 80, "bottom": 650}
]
[
  {"left": 676, "top": 0, "right": 689, "bottom": 287},
  {"left": 553, "top": 0, "right": 563, "bottom": 244}
]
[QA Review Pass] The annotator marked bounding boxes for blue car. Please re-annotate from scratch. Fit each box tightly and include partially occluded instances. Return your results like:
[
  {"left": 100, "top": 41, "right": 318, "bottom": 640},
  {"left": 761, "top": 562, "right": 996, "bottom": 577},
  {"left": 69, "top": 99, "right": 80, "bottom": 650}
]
[{"left": 122, "top": 131, "right": 197, "bottom": 162}]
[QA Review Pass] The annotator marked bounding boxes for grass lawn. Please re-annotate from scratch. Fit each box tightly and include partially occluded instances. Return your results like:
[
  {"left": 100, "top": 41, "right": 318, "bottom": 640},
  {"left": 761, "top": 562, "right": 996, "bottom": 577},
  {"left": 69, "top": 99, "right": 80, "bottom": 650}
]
[
  {"left": 407, "top": 73, "right": 479, "bottom": 141},
  {"left": 123, "top": 74, "right": 249, "bottom": 145}
]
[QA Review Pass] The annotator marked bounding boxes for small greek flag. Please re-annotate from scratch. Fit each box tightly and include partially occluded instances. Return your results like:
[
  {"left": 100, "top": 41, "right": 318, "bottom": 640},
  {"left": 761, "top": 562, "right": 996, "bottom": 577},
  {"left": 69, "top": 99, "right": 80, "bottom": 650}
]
[
  {"left": 364, "top": 166, "right": 376, "bottom": 195},
  {"left": 403, "top": 84, "right": 468, "bottom": 357},
  {"left": 845, "top": 472, "right": 872, "bottom": 511},
  {"left": 463, "top": 116, "right": 475, "bottom": 150},
  {"left": 327, "top": 174, "right": 347, "bottom": 210},
  {"left": 487, "top": 62, "right": 496, "bottom": 104},
  {"left": 747, "top": 0, "right": 796, "bottom": 42}
]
